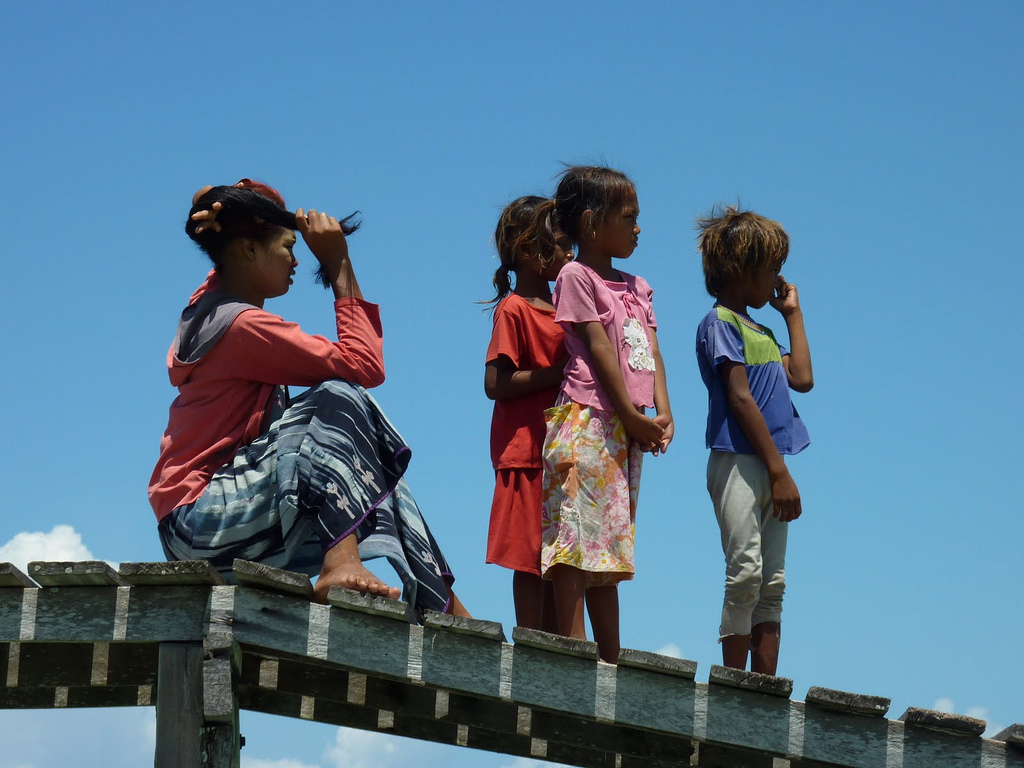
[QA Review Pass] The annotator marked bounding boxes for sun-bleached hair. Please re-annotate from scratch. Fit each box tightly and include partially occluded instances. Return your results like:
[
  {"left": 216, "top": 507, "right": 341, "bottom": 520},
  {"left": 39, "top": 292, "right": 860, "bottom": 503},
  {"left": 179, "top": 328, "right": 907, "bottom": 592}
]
[{"left": 697, "top": 206, "right": 789, "bottom": 297}]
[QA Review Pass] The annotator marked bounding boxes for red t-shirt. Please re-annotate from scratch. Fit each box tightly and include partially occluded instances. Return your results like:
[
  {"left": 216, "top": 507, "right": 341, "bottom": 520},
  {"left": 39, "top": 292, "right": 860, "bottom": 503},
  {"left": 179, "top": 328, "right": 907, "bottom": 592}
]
[{"left": 486, "top": 293, "right": 566, "bottom": 469}]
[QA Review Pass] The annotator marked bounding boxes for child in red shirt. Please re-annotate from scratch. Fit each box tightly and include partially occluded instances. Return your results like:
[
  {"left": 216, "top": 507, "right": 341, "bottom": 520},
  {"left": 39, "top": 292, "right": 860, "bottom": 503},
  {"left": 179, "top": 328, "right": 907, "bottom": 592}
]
[{"left": 484, "top": 196, "right": 573, "bottom": 630}]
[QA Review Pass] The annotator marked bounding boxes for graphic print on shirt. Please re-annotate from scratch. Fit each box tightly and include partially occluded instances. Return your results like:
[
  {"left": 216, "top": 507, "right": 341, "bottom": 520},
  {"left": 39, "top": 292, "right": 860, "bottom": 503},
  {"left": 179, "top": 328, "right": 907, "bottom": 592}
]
[{"left": 623, "top": 317, "right": 656, "bottom": 372}]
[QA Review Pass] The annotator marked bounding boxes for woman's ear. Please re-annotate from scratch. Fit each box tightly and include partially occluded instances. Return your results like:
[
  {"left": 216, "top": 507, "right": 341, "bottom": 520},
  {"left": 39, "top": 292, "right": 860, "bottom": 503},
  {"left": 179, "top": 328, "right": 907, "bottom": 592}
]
[{"left": 239, "top": 237, "right": 259, "bottom": 262}]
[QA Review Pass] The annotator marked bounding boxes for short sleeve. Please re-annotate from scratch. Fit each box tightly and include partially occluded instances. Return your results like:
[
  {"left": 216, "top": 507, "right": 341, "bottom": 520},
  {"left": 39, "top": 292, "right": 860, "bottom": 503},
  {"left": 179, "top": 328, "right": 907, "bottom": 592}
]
[
  {"left": 486, "top": 302, "right": 525, "bottom": 367},
  {"left": 702, "top": 319, "right": 745, "bottom": 370},
  {"left": 640, "top": 278, "right": 657, "bottom": 329},
  {"left": 553, "top": 265, "right": 600, "bottom": 325}
]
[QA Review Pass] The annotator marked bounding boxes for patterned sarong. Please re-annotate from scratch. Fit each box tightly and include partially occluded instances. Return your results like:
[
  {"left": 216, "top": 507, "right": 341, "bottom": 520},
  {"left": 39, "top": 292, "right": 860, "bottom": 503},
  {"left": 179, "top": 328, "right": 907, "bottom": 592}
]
[{"left": 159, "top": 379, "right": 453, "bottom": 614}]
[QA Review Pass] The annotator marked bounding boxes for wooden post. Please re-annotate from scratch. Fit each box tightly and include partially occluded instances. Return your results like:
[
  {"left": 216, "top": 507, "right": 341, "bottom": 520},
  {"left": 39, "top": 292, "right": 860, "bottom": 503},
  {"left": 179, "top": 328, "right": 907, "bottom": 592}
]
[{"left": 155, "top": 642, "right": 203, "bottom": 768}]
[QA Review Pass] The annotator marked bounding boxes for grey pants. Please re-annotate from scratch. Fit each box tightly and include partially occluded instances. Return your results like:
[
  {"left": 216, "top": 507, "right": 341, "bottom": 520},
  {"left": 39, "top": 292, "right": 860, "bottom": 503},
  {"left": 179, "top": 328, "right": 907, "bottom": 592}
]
[{"left": 707, "top": 451, "right": 788, "bottom": 638}]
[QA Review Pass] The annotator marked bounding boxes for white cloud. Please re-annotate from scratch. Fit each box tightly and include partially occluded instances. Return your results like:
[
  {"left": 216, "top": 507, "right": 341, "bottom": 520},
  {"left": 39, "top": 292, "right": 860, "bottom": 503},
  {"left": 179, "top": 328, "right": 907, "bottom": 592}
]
[
  {"left": 930, "top": 698, "right": 1002, "bottom": 737},
  {"left": 932, "top": 697, "right": 955, "bottom": 713},
  {"left": 498, "top": 758, "right": 560, "bottom": 768},
  {"left": 323, "top": 728, "right": 400, "bottom": 768},
  {"left": 0, "top": 525, "right": 95, "bottom": 572},
  {"left": 242, "top": 759, "right": 318, "bottom": 768},
  {"left": 655, "top": 642, "right": 683, "bottom": 659}
]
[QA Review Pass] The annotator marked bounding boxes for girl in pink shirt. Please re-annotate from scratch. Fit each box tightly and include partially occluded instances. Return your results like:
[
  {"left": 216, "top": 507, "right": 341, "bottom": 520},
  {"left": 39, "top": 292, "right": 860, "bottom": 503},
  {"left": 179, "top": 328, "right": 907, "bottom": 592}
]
[{"left": 543, "top": 166, "right": 673, "bottom": 662}]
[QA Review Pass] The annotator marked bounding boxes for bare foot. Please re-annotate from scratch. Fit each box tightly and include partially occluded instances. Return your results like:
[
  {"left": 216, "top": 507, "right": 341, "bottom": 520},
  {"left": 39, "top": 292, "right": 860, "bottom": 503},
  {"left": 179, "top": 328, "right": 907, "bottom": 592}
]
[{"left": 314, "top": 534, "right": 401, "bottom": 604}]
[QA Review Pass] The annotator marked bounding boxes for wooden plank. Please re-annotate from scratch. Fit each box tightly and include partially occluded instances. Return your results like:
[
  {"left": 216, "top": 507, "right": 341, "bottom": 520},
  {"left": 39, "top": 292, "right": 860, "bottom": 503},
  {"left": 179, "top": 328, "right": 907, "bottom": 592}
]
[
  {"left": 420, "top": 624, "right": 504, "bottom": 698},
  {"left": 800, "top": 701, "right": 890, "bottom": 768},
  {"left": 704, "top": 683, "right": 791, "bottom": 757},
  {"left": 326, "top": 606, "right": 411, "bottom": 680},
  {"left": 899, "top": 706, "right": 986, "bottom": 736},
  {"left": 155, "top": 642, "right": 204, "bottom": 768},
  {"left": 614, "top": 663, "right": 697, "bottom": 736},
  {"left": 230, "top": 588, "right": 315, "bottom": 658},
  {"left": 0, "top": 563, "right": 35, "bottom": 588},
  {"left": 32, "top": 587, "right": 119, "bottom": 642},
  {"left": 232, "top": 560, "right": 312, "bottom": 599},
  {"left": 512, "top": 626, "right": 598, "bottom": 659},
  {"left": 805, "top": 685, "right": 890, "bottom": 717},
  {"left": 328, "top": 586, "right": 410, "bottom": 621},
  {"left": 124, "top": 586, "right": 209, "bottom": 642},
  {"left": 423, "top": 610, "right": 505, "bottom": 641},
  {"left": 511, "top": 642, "right": 598, "bottom": 718},
  {"left": 996, "top": 724, "right": 1024, "bottom": 745},
  {"left": 119, "top": 561, "right": 224, "bottom": 586},
  {"left": 617, "top": 647, "right": 697, "bottom": 680},
  {"left": 708, "top": 664, "right": 793, "bottom": 698},
  {"left": 28, "top": 561, "right": 126, "bottom": 587},
  {"left": 901, "top": 723, "right": 985, "bottom": 768}
]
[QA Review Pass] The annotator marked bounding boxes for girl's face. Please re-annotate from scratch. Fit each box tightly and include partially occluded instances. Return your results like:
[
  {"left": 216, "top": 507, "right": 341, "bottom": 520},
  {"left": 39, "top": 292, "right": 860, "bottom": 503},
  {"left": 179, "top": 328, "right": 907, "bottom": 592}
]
[
  {"left": 592, "top": 190, "right": 640, "bottom": 260},
  {"left": 540, "top": 228, "right": 574, "bottom": 281}
]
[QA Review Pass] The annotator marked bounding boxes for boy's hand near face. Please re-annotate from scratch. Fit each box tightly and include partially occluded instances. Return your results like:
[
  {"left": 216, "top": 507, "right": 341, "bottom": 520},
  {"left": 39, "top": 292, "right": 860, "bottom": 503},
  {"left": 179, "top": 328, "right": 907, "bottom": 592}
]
[{"left": 770, "top": 276, "right": 801, "bottom": 316}]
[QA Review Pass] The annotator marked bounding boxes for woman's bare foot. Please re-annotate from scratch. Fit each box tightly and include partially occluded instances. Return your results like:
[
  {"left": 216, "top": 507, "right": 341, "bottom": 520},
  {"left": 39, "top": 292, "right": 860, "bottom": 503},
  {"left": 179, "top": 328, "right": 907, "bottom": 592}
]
[{"left": 313, "top": 534, "right": 401, "bottom": 604}]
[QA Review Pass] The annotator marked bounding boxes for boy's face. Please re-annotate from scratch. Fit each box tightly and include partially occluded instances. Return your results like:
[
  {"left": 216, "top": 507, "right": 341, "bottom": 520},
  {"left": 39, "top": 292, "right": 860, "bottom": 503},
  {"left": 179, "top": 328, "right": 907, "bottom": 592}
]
[{"left": 744, "top": 265, "right": 780, "bottom": 309}]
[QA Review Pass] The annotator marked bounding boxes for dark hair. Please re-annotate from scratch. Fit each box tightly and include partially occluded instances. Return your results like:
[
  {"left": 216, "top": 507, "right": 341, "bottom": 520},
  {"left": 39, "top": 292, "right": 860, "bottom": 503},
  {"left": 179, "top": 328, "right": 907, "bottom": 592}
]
[
  {"left": 484, "top": 195, "right": 559, "bottom": 307},
  {"left": 697, "top": 205, "right": 789, "bottom": 297},
  {"left": 553, "top": 165, "right": 636, "bottom": 244},
  {"left": 186, "top": 179, "right": 360, "bottom": 288}
]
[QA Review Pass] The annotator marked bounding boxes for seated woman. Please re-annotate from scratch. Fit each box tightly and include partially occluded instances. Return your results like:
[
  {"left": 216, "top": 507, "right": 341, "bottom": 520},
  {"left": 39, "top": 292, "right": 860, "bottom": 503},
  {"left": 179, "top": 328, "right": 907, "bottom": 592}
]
[{"left": 149, "top": 179, "right": 466, "bottom": 616}]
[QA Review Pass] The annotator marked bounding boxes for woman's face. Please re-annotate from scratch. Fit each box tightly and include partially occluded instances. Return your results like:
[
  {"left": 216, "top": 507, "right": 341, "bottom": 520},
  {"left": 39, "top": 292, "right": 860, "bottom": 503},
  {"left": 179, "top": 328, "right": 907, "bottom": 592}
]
[{"left": 252, "top": 228, "right": 298, "bottom": 299}]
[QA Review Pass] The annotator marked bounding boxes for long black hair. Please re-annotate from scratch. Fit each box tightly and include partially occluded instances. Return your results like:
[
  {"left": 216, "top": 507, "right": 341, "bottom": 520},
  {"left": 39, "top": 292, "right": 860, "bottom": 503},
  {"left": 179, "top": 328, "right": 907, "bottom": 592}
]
[{"left": 186, "top": 183, "right": 360, "bottom": 288}]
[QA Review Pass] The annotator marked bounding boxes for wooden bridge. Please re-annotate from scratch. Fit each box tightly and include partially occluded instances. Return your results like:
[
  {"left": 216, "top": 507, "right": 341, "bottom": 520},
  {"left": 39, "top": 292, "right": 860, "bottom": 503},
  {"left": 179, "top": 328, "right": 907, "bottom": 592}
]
[{"left": 1, "top": 559, "right": 1021, "bottom": 767}]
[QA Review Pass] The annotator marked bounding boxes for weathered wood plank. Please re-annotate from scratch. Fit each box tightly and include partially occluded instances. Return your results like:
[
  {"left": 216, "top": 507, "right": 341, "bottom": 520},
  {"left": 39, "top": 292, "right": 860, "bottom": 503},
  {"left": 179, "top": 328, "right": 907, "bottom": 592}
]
[
  {"left": 155, "top": 642, "right": 204, "bottom": 768},
  {"left": 119, "top": 561, "right": 224, "bottom": 586},
  {"left": 901, "top": 722, "right": 985, "bottom": 768},
  {"left": 124, "top": 586, "right": 209, "bottom": 642},
  {"left": 32, "top": 587, "right": 119, "bottom": 642},
  {"left": 708, "top": 664, "right": 793, "bottom": 698},
  {"left": 420, "top": 623, "right": 504, "bottom": 698},
  {"left": 326, "top": 605, "right": 411, "bottom": 680},
  {"left": 230, "top": 587, "right": 316, "bottom": 658},
  {"left": 614, "top": 662, "right": 697, "bottom": 736},
  {"left": 617, "top": 647, "right": 697, "bottom": 680},
  {"left": 805, "top": 685, "right": 890, "bottom": 717},
  {"left": 28, "top": 561, "right": 126, "bottom": 587},
  {"left": 232, "top": 559, "right": 312, "bottom": 599},
  {"left": 512, "top": 626, "right": 598, "bottom": 659},
  {"left": 800, "top": 700, "right": 891, "bottom": 768},
  {"left": 0, "top": 563, "right": 35, "bottom": 588},
  {"left": 423, "top": 610, "right": 506, "bottom": 641},
  {"left": 996, "top": 724, "right": 1024, "bottom": 746},
  {"left": 328, "top": 586, "right": 410, "bottom": 621},
  {"left": 900, "top": 706, "right": 986, "bottom": 736},
  {"left": 511, "top": 641, "right": 598, "bottom": 718},
  {"left": 705, "top": 682, "right": 791, "bottom": 757}
]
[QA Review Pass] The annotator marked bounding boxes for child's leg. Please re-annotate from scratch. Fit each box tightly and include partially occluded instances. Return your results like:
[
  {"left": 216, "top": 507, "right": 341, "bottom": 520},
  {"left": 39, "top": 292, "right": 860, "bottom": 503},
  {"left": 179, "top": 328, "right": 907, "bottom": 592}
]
[
  {"left": 585, "top": 584, "right": 620, "bottom": 663},
  {"left": 708, "top": 451, "right": 768, "bottom": 669},
  {"left": 750, "top": 502, "right": 788, "bottom": 674},
  {"left": 548, "top": 564, "right": 587, "bottom": 640},
  {"left": 750, "top": 621, "right": 780, "bottom": 675},
  {"left": 512, "top": 570, "right": 549, "bottom": 630}
]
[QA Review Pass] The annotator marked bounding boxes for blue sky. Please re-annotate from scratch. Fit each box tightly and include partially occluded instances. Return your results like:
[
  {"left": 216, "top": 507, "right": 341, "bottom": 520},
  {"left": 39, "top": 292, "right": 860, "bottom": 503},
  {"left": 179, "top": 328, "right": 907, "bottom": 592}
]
[{"left": 1, "top": 2, "right": 1021, "bottom": 766}]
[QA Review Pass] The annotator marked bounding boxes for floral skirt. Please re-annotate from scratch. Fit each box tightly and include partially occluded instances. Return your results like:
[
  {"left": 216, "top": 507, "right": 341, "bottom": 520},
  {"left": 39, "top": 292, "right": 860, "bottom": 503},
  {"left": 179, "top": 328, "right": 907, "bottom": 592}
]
[{"left": 540, "top": 398, "right": 643, "bottom": 587}]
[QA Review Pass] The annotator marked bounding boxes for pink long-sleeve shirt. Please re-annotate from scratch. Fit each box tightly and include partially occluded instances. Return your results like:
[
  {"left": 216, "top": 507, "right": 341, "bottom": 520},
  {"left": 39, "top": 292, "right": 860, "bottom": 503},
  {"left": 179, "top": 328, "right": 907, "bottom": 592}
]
[{"left": 148, "top": 272, "right": 386, "bottom": 521}]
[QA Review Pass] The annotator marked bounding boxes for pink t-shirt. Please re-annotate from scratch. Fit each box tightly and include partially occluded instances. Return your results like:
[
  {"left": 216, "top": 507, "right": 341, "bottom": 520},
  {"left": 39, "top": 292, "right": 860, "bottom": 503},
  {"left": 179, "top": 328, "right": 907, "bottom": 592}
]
[{"left": 553, "top": 261, "right": 657, "bottom": 411}]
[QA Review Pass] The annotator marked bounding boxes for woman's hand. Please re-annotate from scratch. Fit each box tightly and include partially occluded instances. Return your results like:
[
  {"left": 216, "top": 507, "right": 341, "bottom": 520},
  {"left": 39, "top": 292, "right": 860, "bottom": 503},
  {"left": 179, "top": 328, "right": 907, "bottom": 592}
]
[
  {"left": 623, "top": 410, "right": 665, "bottom": 452},
  {"left": 296, "top": 208, "right": 362, "bottom": 299}
]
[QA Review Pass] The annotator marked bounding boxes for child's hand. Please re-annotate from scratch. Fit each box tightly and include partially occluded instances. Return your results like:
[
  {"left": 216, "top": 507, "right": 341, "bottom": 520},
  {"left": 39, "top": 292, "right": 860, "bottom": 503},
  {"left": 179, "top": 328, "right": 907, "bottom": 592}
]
[
  {"left": 770, "top": 275, "right": 801, "bottom": 316},
  {"left": 650, "top": 413, "right": 674, "bottom": 455},
  {"left": 770, "top": 467, "right": 802, "bottom": 521},
  {"left": 624, "top": 411, "right": 665, "bottom": 452}
]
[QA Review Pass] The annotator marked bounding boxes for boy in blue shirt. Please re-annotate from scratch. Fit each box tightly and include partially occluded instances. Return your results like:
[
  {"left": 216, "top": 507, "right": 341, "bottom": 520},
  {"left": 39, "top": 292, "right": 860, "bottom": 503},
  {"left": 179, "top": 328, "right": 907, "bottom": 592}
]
[{"left": 695, "top": 207, "right": 814, "bottom": 675}]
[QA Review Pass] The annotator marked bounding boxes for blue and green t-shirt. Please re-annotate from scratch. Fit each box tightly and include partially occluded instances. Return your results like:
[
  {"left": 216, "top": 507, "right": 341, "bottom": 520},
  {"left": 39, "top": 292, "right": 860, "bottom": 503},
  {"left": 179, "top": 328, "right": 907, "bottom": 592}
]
[{"left": 696, "top": 306, "right": 810, "bottom": 456}]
